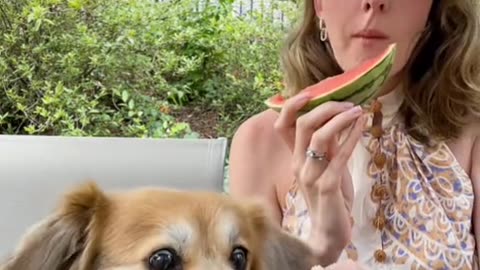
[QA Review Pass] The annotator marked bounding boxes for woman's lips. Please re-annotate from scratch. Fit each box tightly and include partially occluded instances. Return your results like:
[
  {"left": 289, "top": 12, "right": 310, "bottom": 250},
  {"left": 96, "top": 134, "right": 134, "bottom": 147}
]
[{"left": 352, "top": 29, "right": 389, "bottom": 40}]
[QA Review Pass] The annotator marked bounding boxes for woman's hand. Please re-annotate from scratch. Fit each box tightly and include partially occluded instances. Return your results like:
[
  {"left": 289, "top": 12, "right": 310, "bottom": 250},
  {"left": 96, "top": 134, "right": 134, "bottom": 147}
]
[{"left": 273, "top": 92, "right": 367, "bottom": 266}]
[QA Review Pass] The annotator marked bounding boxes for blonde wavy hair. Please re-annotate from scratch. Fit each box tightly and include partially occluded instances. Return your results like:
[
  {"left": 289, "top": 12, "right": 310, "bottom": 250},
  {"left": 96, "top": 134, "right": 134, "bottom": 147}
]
[{"left": 280, "top": 0, "right": 480, "bottom": 143}]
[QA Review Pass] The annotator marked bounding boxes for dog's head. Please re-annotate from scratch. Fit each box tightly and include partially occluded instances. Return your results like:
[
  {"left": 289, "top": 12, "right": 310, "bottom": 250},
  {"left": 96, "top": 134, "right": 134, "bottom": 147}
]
[{"left": 1, "top": 182, "right": 316, "bottom": 270}]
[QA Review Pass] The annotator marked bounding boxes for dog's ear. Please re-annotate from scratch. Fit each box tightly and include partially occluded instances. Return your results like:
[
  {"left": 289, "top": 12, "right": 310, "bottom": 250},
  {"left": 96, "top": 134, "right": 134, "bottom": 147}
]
[
  {"left": 243, "top": 202, "right": 317, "bottom": 270},
  {"left": 1, "top": 182, "right": 109, "bottom": 270}
]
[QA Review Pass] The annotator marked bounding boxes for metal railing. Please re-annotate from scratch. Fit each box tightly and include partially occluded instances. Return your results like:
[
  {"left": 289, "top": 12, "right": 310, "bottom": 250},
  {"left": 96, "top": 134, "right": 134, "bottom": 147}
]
[{"left": 157, "top": 0, "right": 298, "bottom": 27}]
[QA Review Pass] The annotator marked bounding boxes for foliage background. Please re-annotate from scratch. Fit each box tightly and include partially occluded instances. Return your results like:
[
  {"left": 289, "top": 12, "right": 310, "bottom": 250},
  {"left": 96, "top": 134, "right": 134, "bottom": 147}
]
[{"left": 0, "top": 0, "right": 300, "bottom": 189}]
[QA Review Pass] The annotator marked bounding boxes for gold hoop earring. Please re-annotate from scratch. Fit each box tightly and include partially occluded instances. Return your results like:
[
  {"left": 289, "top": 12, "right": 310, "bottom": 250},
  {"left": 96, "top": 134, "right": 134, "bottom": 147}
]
[{"left": 319, "top": 17, "right": 328, "bottom": 41}]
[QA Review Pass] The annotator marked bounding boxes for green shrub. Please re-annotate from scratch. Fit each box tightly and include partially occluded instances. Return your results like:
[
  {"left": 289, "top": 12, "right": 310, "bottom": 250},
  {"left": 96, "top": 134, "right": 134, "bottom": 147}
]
[
  {"left": 0, "top": 0, "right": 191, "bottom": 137},
  {"left": 0, "top": 0, "right": 299, "bottom": 139},
  {"left": 170, "top": 1, "right": 299, "bottom": 138}
]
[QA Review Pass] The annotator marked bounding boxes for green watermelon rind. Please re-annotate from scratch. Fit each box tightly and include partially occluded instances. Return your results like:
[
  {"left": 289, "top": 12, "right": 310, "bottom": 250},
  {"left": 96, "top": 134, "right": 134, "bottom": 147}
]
[
  {"left": 301, "top": 48, "right": 393, "bottom": 111},
  {"left": 338, "top": 54, "right": 394, "bottom": 107},
  {"left": 266, "top": 44, "right": 397, "bottom": 113},
  {"left": 348, "top": 62, "right": 392, "bottom": 106}
]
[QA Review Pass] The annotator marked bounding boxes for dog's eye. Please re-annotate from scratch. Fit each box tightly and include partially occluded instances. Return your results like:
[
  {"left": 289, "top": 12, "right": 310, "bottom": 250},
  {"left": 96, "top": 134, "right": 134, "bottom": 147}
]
[
  {"left": 148, "top": 248, "right": 179, "bottom": 270},
  {"left": 230, "top": 246, "right": 248, "bottom": 270}
]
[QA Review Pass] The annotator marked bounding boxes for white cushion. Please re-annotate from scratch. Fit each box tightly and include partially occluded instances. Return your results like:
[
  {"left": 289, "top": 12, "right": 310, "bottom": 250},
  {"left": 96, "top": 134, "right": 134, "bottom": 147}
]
[{"left": 0, "top": 134, "right": 228, "bottom": 258}]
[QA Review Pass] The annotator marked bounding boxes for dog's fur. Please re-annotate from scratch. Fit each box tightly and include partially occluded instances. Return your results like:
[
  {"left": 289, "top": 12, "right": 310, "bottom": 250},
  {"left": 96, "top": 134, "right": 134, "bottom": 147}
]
[{"left": 0, "top": 182, "right": 320, "bottom": 270}]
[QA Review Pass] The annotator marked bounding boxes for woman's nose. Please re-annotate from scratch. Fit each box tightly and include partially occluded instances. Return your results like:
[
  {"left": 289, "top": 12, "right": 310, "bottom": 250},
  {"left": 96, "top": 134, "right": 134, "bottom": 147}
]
[{"left": 361, "top": 0, "right": 390, "bottom": 13}]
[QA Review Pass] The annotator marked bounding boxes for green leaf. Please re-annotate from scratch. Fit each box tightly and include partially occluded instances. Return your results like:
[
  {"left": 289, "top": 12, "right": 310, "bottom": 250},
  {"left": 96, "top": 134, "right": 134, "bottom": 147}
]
[
  {"left": 121, "top": 90, "right": 129, "bottom": 102},
  {"left": 68, "top": 0, "right": 85, "bottom": 10},
  {"left": 24, "top": 125, "right": 37, "bottom": 135}
]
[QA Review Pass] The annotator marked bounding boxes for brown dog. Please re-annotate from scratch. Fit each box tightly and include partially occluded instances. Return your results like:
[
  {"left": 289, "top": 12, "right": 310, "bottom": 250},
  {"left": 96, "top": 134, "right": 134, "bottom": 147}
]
[{"left": 0, "top": 182, "right": 322, "bottom": 270}]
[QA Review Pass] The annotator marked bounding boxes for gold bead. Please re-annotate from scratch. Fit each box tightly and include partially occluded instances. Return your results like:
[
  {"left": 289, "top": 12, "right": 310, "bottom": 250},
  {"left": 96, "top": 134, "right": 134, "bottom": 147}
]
[
  {"left": 375, "top": 185, "right": 388, "bottom": 199},
  {"left": 371, "top": 100, "right": 383, "bottom": 113},
  {"left": 374, "top": 152, "right": 387, "bottom": 169},
  {"left": 370, "top": 126, "right": 384, "bottom": 138},
  {"left": 371, "top": 184, "right": 388, "bottom": 202},
  {"left": 374, "top": 249, "right": 387, "bottom": 263},
  {"left": 373, "top": 216, "right": 386, "bottom": 230}
]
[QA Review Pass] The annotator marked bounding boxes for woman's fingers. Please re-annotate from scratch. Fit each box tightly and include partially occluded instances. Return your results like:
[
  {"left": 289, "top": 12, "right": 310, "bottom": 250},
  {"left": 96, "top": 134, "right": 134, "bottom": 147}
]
[
  {"left": 273, "top": 92, "right": 312, "bottom": 152},
  {"left": 274, "top": 92, "right": 367, "bottom": 194},
  {"left": 320, "top": 114, "right": 367, "bottom": 191},
  {"left": 292, "top": 102, "right": 357, "bottom": 183},
  {"left": 298, "top": 106, "right": 364, "bottom": 188},
  {"left": 305, "top": 105, "right": 363, "bottom": 154},
  {"left": 293, "top": 102, "right": 356, "bottom": 168}
]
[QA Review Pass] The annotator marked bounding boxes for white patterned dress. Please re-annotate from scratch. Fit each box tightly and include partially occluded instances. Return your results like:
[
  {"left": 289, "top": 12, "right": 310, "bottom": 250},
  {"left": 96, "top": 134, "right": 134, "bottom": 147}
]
[{"left": 281, "top": 89, "right": 478, "bottom": 269}]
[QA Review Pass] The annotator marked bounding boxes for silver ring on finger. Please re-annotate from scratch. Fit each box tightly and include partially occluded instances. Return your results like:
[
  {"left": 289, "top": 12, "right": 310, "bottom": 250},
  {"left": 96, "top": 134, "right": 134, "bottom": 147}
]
[{"left": 305, "top": 148, "right": 328, "bottom": 161}]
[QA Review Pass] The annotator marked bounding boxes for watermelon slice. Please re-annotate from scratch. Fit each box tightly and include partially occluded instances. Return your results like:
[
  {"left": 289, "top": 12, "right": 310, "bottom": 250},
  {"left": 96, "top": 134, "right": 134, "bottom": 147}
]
[{"left": 265, "top": 43, "right": 397, "bottom": 113}]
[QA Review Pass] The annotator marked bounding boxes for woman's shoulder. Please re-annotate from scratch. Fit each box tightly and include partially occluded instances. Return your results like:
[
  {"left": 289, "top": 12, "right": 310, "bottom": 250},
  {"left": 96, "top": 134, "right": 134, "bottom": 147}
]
[
  {"left": 229, "top": 108, "right": 291, "bottom": 181},
  {"left": 228, "top": 109, "right": 292, "bottom": 221},
  {"left": 231, "top": 109, "right": 284, "bottom": 152}
]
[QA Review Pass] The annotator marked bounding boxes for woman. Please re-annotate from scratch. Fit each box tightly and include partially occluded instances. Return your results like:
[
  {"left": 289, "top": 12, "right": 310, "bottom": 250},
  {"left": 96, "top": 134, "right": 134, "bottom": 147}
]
[{"left": 229, "top": 0, "right": 480, "bottom": 269}]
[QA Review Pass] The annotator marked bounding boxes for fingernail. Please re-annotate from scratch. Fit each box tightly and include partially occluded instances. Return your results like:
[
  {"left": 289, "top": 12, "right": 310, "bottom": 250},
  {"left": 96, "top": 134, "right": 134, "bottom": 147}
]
[
  {"left": 343, "top": 102, "right": 355, "bottom": 108},
  {"left": 297, "top": 94, "right": 311, "bottom": 104},
  {"left": 351, "top": 105, "right": 363, "bottom": 114}
]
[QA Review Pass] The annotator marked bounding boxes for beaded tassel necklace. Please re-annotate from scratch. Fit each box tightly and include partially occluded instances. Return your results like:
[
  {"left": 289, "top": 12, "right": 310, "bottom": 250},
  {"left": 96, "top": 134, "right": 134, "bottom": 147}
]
[{"left": 369, "top": 99, "right": 389, "bottom": 263}]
